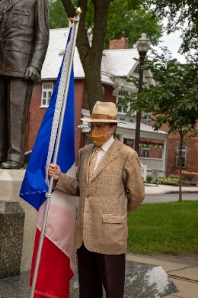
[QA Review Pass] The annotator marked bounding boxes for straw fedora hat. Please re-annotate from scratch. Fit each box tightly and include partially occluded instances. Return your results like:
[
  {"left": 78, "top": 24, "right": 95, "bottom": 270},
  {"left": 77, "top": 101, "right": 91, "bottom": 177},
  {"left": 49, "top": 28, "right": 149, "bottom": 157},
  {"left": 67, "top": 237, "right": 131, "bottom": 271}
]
[{"left": 81, "top": 101, "right": 123, "bottom": 123}]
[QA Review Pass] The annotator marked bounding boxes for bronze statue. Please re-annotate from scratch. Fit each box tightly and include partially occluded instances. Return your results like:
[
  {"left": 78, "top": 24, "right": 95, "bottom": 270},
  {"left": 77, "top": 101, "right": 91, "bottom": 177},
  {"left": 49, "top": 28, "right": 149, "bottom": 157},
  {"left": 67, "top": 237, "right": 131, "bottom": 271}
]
[{"left": 0, "top": 0, "right": 49, "bottom": 169}]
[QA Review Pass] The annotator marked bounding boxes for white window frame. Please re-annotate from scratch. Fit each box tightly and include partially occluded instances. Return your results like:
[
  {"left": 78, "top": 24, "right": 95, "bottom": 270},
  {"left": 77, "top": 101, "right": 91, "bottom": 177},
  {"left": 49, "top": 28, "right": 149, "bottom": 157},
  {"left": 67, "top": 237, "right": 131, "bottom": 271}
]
[
  {"left": 116, "top": 89, "right": 130, "bottom": 114},
  {"left": 176, "top": 146, "right": 187, "bottom": 168},
  {"left": 40, "top": 82, "right": 53, "bottom": 107},
  {"left": 141, "top": 147, "right": 149, "bottom": 157},
  {"left": 117, "top": 89, "right": 138, "bottom": 118}
]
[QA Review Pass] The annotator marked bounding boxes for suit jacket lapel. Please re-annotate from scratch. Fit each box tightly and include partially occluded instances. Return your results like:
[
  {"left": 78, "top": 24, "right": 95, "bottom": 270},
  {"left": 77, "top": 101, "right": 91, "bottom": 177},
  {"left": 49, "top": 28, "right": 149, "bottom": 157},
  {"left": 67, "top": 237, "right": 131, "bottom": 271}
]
[
  {"left": 91, "top": 139, "right": 121, "bottom": 182},
  {"left": 84, "top": 144, "right": 95, "bottom": 184}
]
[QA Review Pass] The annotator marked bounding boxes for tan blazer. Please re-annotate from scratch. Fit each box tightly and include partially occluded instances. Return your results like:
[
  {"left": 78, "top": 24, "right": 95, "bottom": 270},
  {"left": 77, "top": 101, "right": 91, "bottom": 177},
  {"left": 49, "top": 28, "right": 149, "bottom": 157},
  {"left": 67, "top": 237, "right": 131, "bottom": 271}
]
[{"left": 56, "top": 138, "right": 145, "bottom": 255}]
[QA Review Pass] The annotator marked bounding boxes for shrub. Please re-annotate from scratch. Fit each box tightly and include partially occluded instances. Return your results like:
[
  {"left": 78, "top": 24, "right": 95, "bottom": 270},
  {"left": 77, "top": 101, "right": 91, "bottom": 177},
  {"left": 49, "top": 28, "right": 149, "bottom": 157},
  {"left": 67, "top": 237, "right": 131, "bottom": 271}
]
[
  {"left": 146, "top": 175, "right": 153, "bottom": 183},
  {"left": 150, "top": 177, "right": 187, "bottom": 185}
]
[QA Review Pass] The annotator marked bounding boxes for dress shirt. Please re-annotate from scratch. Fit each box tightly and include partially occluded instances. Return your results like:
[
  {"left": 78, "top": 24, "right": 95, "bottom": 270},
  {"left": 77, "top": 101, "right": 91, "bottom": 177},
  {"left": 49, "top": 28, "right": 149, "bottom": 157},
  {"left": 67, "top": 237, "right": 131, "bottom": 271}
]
[{"left": 91, "top": 136, "right": 115, "bottom": 173}]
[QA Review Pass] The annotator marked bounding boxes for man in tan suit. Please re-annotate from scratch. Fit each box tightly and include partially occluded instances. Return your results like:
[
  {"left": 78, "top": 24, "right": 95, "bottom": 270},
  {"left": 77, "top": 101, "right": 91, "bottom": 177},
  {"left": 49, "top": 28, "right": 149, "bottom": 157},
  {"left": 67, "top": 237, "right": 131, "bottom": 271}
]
[{"left": 49, "top": 101, "right": 145, "bottom": 298}]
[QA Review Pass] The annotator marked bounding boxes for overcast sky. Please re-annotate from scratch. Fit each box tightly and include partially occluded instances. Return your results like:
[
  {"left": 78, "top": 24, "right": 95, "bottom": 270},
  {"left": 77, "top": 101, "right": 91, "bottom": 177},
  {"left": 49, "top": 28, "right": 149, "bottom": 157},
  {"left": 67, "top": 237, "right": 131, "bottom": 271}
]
[
  {"left": 156, "top": 30, "right": 186, "bottom": 63},
  {"left": 152, "top": 16, "right": 187, "bottom": 63}
]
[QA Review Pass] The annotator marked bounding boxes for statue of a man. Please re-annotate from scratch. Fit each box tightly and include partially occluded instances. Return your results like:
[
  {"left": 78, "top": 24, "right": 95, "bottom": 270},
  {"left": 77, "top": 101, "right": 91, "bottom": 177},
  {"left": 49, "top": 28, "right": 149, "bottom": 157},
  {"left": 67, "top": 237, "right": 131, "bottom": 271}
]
[{"left": 0, "top": 0, "right": 49, "bottom": 169}]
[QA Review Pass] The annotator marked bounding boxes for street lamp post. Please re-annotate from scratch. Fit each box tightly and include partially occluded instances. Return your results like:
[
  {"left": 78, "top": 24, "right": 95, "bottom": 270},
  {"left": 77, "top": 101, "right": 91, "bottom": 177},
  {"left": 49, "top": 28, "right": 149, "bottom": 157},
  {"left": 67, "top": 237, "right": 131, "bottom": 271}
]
[{"left": 134, "top": 33, "right": 150, "bottom": 155}]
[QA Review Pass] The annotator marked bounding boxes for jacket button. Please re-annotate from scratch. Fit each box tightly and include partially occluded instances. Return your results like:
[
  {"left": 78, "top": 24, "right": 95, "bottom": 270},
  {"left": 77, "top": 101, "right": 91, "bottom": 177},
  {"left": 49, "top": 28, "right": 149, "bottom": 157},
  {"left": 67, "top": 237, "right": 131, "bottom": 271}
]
[{"left": 86, "top": 195, "right": 89, "bottom": 198}]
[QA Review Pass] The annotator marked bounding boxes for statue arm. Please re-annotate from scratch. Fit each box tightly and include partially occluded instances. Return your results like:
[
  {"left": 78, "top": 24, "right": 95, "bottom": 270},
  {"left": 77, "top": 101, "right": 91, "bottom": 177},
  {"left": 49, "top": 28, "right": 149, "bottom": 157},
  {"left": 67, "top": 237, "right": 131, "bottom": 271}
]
[{"left": 28, "top": 0, "right": 49, "bottom": 75}]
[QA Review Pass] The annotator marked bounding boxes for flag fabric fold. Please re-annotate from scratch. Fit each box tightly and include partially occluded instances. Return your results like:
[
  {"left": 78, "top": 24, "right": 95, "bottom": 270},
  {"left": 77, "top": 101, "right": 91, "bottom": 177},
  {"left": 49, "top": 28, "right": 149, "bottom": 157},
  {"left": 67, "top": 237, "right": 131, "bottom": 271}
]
[{"left": 20, "top": 28, "right": 76, "bottom": 298}]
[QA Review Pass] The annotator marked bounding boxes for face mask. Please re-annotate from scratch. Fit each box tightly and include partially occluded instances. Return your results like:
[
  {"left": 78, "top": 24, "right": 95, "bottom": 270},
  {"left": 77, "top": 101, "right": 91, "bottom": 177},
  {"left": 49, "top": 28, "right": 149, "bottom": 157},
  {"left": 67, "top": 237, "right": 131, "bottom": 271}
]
[{"left": 88, "top": 130, "right": 111, "bottom": 147}]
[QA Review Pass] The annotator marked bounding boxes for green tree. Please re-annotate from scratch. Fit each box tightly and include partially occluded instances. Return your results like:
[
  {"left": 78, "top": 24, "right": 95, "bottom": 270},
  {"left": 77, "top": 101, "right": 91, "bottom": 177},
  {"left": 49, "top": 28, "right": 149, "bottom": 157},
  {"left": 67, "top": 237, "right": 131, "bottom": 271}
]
[
  {"left": 49, "top": 0, "right": 163, "bottom": 111},
  {"left": 118, "top": 48, "right": 198, "bottom": 201},
  {"left": 143, "top": 0, "right": 198, "bottom": 53},
  {"left": 49, "top": 0, "right": 163, "bottom": 47},
  {"left": 105, "top": 2, "right": 162, "bottom": 48},
  {"left": 48, "top": 0, "right": 68, "bottom": 28}
]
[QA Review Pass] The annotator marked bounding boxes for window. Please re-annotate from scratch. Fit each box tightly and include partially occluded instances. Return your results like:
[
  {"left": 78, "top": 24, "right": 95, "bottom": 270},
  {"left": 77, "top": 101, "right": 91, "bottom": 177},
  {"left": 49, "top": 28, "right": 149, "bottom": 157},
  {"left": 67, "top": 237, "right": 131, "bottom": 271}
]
[
  {"left": 116, "top": 90, "right": 136, "bottom": 120},
  {"left": 176, "top": 146, "right": 187, "bottom": 168},
  {"left": 41, "top": 82, "right": 53, "bottom": 107},
  {"left": 141, "top": 148, "right": 149, "bottom": 157},
  {"left": 117, "top": 90, "right": 130, "bottom": 114}
]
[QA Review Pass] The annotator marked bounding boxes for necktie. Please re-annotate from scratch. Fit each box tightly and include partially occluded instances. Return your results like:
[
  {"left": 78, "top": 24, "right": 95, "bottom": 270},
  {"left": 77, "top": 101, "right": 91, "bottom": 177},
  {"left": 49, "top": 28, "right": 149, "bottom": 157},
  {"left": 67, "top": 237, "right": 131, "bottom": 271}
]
[{"left": 88, "top": 147, "right": 101, "bottom": 182}]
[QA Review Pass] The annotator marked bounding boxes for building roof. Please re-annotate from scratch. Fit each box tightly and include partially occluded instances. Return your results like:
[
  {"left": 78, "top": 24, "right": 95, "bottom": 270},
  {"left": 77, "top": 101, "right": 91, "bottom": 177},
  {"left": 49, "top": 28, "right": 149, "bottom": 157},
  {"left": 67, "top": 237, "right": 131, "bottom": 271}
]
[
  {"left": 41, "top": 28, "right": 83, "bottom": 80},
  {"left": 41, "top": 28, "right": 139, "bottom": 84}
]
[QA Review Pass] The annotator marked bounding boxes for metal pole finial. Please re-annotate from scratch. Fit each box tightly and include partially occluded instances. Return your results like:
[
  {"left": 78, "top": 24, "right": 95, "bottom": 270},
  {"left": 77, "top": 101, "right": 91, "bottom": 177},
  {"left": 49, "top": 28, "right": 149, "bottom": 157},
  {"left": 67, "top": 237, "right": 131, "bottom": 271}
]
[
  {"left": 76, "top": 7, "right": 82, "bottom": 16},
  {"left": 70, "top": 7, "right": 81, "bottom": 24}
]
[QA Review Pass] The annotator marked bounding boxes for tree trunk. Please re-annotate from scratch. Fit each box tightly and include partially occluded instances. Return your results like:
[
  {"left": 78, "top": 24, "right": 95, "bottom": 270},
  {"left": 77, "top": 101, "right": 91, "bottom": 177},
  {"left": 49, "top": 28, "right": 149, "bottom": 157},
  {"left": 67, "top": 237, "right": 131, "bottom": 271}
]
[{"left": 62, "top": 0, "right": 111, "bottom": 112}]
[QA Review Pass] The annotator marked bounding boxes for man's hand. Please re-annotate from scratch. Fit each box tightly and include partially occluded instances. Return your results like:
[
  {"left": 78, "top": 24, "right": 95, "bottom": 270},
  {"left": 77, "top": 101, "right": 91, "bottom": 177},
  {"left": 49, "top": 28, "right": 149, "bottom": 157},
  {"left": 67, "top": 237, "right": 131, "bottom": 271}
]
[
  {"left": 25, "top": 66, "right": 40, "bottom": 82},
  {"left": 48, "top": 163, "right": 61, "bottom": 181}
]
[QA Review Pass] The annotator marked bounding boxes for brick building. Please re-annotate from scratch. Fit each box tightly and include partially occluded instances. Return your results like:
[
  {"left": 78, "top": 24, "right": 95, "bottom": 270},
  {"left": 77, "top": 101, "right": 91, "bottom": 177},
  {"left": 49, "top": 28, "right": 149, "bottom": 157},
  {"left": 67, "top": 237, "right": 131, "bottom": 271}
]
[{"left": 26, "top": 28, "right": 198, "bottom": 181}]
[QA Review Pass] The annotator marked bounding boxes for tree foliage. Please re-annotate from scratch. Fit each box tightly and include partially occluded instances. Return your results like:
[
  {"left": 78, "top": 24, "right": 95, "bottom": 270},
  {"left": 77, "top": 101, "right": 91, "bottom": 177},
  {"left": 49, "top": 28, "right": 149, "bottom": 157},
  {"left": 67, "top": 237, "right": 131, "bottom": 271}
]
[
  {"left": 105, "top": 1, "right": 163, "bottom": 48},
  {"left": 49, "top": 0, "right": 163, "bottom": 47},
  {"left": 118, "top": 48, "right": 198, "bottom": 133},
  {"left": 118, "top": 48, "right": 198, "bottom": 200},
  {"left": 143, "top": 0, "right": 198, "bottom": 53},
  {"left": 48, "top": 0, "right": 68, "bottom": 28}
]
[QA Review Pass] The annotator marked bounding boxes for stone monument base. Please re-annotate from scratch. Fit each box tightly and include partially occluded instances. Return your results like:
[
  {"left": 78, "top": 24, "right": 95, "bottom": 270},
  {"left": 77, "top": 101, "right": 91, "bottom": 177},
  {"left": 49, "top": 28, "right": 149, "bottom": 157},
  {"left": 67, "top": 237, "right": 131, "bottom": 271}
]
[
  {"left": 0, "top": 260, "right": 178, "bottom": 298},
  {"left": 0, "top": 170, "right": 37, "bottom": 273},
  {"left": 0, "top": 201, "right": 24, "bottom": 279}
]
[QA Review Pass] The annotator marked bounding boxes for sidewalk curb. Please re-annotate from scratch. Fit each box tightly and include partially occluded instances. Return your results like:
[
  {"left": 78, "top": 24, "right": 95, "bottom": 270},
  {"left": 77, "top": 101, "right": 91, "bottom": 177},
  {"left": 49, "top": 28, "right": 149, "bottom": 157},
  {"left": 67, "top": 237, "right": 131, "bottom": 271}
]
[{"left": 164, "top": 191, "right": 198, "bottom": 194}]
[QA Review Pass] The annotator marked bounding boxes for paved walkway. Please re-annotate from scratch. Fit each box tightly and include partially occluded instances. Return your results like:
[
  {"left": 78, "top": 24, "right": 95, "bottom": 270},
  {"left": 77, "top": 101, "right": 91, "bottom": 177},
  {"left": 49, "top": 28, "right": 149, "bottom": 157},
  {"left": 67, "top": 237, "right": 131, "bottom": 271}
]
[{"left": 145, "top": 183, "right": 198, "bottom": 195}]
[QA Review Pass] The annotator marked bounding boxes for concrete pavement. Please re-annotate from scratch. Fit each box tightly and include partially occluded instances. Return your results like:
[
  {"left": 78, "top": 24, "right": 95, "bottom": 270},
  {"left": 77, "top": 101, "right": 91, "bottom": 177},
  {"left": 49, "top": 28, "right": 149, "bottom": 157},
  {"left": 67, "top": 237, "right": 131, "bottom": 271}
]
[{"left": 145, "top": 183, "right": 198, "bottom": 195}]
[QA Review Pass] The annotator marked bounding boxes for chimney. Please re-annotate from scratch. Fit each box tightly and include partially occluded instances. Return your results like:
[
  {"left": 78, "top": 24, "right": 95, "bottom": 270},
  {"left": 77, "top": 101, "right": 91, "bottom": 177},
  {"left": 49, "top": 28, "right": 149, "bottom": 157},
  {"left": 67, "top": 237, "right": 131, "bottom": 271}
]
[{"left": 109, "top": 37, "right": 129, "bottom": 49}]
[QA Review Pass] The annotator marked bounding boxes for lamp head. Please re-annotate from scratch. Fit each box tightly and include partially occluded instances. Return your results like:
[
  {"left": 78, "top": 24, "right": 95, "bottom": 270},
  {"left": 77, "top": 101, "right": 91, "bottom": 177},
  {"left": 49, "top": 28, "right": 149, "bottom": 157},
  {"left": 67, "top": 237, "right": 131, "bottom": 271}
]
[{"left": 136, "top": 33, "right": 150, "bottom": 54}]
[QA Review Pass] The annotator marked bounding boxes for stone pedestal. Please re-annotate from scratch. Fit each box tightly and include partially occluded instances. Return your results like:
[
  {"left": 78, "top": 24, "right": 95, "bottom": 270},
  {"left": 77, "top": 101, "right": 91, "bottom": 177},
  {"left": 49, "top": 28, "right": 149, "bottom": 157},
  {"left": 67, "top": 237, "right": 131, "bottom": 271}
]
[
  {"left": 0, "top": 170, "right": 37, "bottom": 273},
  {"left": 0, "top": 201, "right": 25, "bottom": 279}
]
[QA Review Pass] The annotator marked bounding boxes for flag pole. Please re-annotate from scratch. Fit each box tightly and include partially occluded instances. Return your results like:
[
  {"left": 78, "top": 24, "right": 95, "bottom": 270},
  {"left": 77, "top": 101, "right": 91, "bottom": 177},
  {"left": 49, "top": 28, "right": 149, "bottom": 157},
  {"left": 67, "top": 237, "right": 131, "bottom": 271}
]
[{"left": 30, "top": 8, "right": 81, "bottom": 297}]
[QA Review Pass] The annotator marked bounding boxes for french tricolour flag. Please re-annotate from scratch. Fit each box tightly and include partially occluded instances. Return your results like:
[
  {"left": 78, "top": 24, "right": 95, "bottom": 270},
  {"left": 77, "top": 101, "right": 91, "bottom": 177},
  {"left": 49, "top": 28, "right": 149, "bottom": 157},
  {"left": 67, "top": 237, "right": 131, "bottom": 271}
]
[{"left": 20, "top": 28, "right": 76, "bottom": 298}]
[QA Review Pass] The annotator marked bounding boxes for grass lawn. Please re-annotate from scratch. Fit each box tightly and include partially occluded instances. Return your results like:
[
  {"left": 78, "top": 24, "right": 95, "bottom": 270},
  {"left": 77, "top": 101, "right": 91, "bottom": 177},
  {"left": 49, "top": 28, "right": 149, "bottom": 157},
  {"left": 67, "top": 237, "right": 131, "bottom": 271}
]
[{"left": 127, "top": 200, "right": 198, "bottom": 256}]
